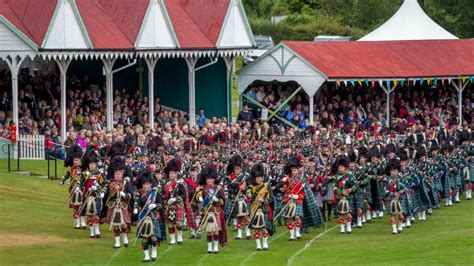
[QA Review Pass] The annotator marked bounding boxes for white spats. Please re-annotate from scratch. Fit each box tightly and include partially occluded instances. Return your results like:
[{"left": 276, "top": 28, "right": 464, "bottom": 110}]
[
  {"left": 177, "top": 230, "right": 183, "bottom": 243},
  {"left": 122, "top": 233, "right": 129, "bottom": 247},
  {"left": 151, "top": 246, "right": 157, "bottom": 261},
  {"left": 114, "top": 236, "right": 121, "bottom": 248},
  {"left": 255, "top": 239, "right": 262, "bottom": 250},
  {"left": 207, "top": 242, "right": 213, "bottom": 253},
  {"left": 262, "top": 237, "right": 268, "bottom": 250},
  {"left": 213, "top": 240, "right": 219, "bottom": 253},
  {"left": 143, "top": 250, "right": 151, "bottom": 262},
  {"left": 169, "top": 233, "right": 176, "bottom": 245},
  {"left": 289, "top": 228, "right": 295, "bottom": 240},
  {"left": 392, "top": 224, "right": 398, "bottom": 234},
  {"left": 340, "top": 224, "right": 345, "bottom": 234}
]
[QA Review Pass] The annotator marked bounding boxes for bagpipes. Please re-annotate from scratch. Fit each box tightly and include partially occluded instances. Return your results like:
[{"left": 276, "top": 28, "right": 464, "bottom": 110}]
[
  {"left": 225, "top": 173, "right": 250, "bottom": 226},
  {"left": 133, "top": 187, "right": 159, "bottom": 246},
  {"left": 272, "top": 178, "right": 305, "bottom": 222},
  {"left": 107, "top": 178, "right": 129, "bottom": 231},
  {"left": 249, "top": 181, "right": 271, "bottom": 223},
  {"left": 196, "top": 185, "right": 222, "bottom": 234}
]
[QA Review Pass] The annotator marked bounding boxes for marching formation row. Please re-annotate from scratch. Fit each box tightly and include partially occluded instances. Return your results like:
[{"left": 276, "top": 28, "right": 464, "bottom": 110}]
[{"left": 61, "top": 126, "right": 473, "bottom": 262}]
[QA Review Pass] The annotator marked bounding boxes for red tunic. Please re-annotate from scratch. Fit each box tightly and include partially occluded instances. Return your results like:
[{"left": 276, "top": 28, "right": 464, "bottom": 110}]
[{"left": 282, "top": 176, "right": 305, "bottom": 205}]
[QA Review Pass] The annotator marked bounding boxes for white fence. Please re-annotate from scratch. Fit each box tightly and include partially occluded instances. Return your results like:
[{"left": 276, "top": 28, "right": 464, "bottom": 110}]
[{"left": 16, "top": 135, "right": 45, "bottom": 160}]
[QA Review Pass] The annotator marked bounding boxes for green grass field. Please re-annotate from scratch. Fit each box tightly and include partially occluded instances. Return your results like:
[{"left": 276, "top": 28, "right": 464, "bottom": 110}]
[{"left": 0, "top": 160, "right": 473, "bottom": 265}]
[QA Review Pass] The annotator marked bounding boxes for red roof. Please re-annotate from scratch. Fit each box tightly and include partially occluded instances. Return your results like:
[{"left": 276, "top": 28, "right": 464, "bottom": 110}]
[
  {"left": 283, "top": 40, "right": 474, "bottom": 79},
  {"left": 175, "top": 0, "right": 229, "bottom": 45},
  {"left": 96, "top": 0, "right": 148, "bottom": 44},
  {"left": 0, "top": 0, "right": 236, "bottom": 50},
  {"left": 1, "top": 0, "right": 56, "bottom": 45},
  {"left": 164, "top": 0, "right": 214, "bottom": 49},
  {"left": 75, "top": 0, "right": 133, "bottom": 49}
]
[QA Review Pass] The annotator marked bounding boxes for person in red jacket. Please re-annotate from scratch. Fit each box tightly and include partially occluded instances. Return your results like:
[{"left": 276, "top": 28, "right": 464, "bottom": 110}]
[{"left": 281, "top": 157, "right": 305, "bottom": 241}]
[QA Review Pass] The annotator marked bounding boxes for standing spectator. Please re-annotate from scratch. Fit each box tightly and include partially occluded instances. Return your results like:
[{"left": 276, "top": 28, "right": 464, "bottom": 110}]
[
  {"left": 197, "top": 108, "right": 206, "bottom": 128},
  {"left": 237, "top": 103, "right": 254, "bottom": 123}
]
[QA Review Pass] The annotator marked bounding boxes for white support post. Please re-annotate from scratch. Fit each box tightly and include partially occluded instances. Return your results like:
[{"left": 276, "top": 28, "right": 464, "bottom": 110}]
[
  {"left": 144, "top": 57, "right": 159, "bottom": 130},
  {"left": 309, "top": 93, "right": 315, "bottom": 126},
  {"left": 452, "top": 79, "right": 469, "bottom": 126},
  {"left": 380, "top": 82, "right": 397, "bottom": 128},
  {"left": 223, "top": 56, "right": 235, "bottom": 122},
  {"left": 185, "top": 57, "right": 199, "bottom": 127},
  {"left": 55, "top": 58, "right": 72, "bottom": 141},
  {"left": 5, "top": 55, "right": 26, "bottom": 139},
  {"left": 102, "top": 57, "right": 117, "bottom": 132}
]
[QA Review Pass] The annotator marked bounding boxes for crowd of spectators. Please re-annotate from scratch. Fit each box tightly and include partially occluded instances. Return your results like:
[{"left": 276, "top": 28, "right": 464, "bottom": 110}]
[
  {"left": 242, "top": 82, "right": 473, "bottom": 132},
  {"left": 0, "top": 66, "right": 473, "bottom": 160}
]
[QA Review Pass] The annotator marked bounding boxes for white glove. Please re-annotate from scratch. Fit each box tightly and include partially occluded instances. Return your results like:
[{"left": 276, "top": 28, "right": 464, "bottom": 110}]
[
  {"left": 290, "top": 194, "right": 299, "bottom": 200},
  {"left": 75, "top": 187, "right": 80, "bottom": 192},
  {"left": 198, "top": 196, "right": 203, "bottom": 202},
  {"left": 133, "top": 208, "right": 138, "bottom": 215},
  {"left": 148, "top": 203, "right": 157, "bottom": 210},
  {"left": 168, "top": 198, "right": 177, "bottom": 205},
  {"left": 91, "top": 185, "right": 97, "bottom": 191},
  {"left": 100, "top": 192, "right": 105, "bottom": 199},
  {"left": 119, "top": 191, "right": 126, "bottom": 197},
  {"left": 212, "top": 196, "right": 219, "bottom": 202},
  {"left": 124, "top": 177, "right": 130, "bottom": 182}
]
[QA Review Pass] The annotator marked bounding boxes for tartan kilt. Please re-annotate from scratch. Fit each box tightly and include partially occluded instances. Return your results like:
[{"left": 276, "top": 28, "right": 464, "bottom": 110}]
[
  {"left": 386, "top": 198, "right": 403, "bottom": 215},
  {"left": 470, "top": 166, "right": 474, "bottom": 182},
  {"left": 347, "top": 194, "right": 357, "bottom": 217},
  {"left": 444, "top": 174, "right": 455, "bottom": 198},
  {"left": 422, "top": 181, "right": 434, "bottom": 207},
  {"left": 274, "top": 197, "right": 283, "bottom": 210},
  {"left": 377, "top": 182, "right": 385, "bottom": 203},
  {"left": 184, "top": 202, "right": 196, "bottom": 229},
  {"left": 301, "top": 180, "right": 324, "bottom": 228},
  {"left": 454, "top": 174, "right": 462, "bottom": 188},
  {"left": 224, "top": 199, "right": 233, "bottom": 219},
  {"left": 364, "top": 183, "right": 373, "bottom": 205},
  {"left": 295, "top": 204, "right": 304, "bottom": 218},
  {"left": 399, "top": 194, "right": 411, "bottom": 216},
  {"left": 354, "top": 191, "right": 365, "bottom": 210},
  {"left": 413, "top": 183, "right": 431, "bottom": 212},
  {"left": 435, "top": 173, "right": 444, "bottom": 194},
  {"left": 165, "top": 204, "right": 185, "bottom": 225}
]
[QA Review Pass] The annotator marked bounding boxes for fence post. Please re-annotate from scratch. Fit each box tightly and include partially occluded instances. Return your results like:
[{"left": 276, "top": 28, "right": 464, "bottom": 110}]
[
  {"left": 47, "top": 154, "right": 50, "bottom": 179},
  {"left": 54, "top": 152, "right": 57, "bottom": 179},
  {"left": 17, "top": 141, "right": 20, "bottom": 171},
  {"left": 8, "top": 143, "right": 11, "bottom": 172}
]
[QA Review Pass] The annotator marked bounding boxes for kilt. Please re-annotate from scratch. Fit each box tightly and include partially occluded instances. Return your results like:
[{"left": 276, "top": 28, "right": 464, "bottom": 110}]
[
  {"left": 364, "top": 183, "right": 373, "bottom": 205},
  {"left": 399, "top": 193, "right": 411, "bottom": 216},
  {"left": 435, "top": 173, "right": 444, "bottom": 193},
  {"left": 250, "top": 205, "right": 274, "bottom": 236},
  {"left": 354, "top": 191, "right": 365, "bottom": 210},
  {"left": 444, "top": 174, "right": 456, "bottom": 198},
  {"left": 165, "top": 204, "right": 185, "bottom": 225},
  {"left": 470, "top": 166, "right": 474, "bottom": 182},
  {"left": 412, "top": 183, "right": 431, "bottom": 212},
  {"left": 301, "top": 179, "right": 324, "bottom": 228},
  {"left": 454, "top": 174, "right": 462, "bottom": 188},
  {"left": 386, "top": 198, "right": 403, "bottom": 215},
  {"left": 347, "top": 194, "right": 357, "bottom": 216},
  {"left": 139, "top": 211, "right": 163, "bottom": 240},
  {"left": 184, "top": 201, "right": 196, "bottom": 229},
  {"left": 377, "top": 181, "right": 385, "bottom": 203},
  {"left": 224, "top": 199, "right": 233, "bottom": 219},
  {"left": 295, "top": 204, "right": 304, "bottom": 218}
]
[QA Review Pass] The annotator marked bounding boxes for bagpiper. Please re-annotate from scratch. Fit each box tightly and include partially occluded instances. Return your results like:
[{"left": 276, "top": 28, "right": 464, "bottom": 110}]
[
  {"left": 280, "top": 157, "right": 305, "bottom": 240},
  {"left": 79, "top": 148, "right": 106, "bottom": 238},
  {"left": 61, "top": 145, "right": 85, "bottom": 229},
  {"left": 225, "top": 155, "right": 251, "bottom": 240},
  {"left": 104, "top": 156, "right": 132, "bottom": 248},
  {"left": 137, "top": 169, "right": 163, "bottom": 262},
  {"left": 249, "top": 164, "right": 273, "bottom": 251},
  {"left": 384, "top": 159, "right": 407, "bottom": 234},
  {"left": 163, "top": 158, "right": 186, "bottom": 245},
  {"left": 198, "top": 166, "right": 227, "bottom": 254},
  {"left": 332, "top": 155, "right": 356, "bottom": 234}
]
